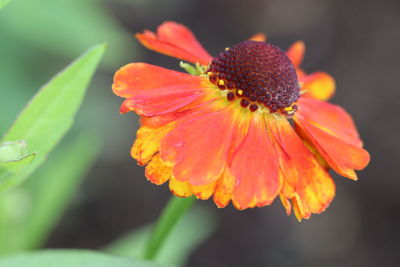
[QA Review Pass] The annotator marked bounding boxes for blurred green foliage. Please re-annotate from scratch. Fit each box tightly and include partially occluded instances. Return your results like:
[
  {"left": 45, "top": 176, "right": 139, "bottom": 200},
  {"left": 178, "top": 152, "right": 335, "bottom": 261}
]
[
  {"left": 0, "top": 0, "right": 131, "bottom": 69},
  {"left": 0, "top": 0, "right": 11, "bottom": 10},
  {"left": 0, "top": 250, "right": 174, "bottom": 267},
  {"left": 106, "top": 207, "right": 217, "bottom": 266}
]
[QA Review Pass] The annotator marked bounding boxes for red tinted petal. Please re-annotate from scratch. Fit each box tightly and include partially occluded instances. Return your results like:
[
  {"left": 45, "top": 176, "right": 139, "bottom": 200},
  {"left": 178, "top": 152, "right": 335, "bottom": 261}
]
[
  {"left": 295, "top": 120, "right": 369, "bottom": 180},
  {"left": 286, "top": 41, "right": 305, "bottom": 67},
  {"left": 120, "top": 86, "right": 203, "bottom": 116},
  {"left": 267, "top": 115, "right": 335, "bottom": 220},
  {"left": 231, "top": 114, "right": 281, "bottom": 209},
  {"left": 113, "top": 63, "right": 206, "bottom": 116},
  {"left": 295, "top": 98, "right": 370, "bottom": 180},
  {"left": 302, "top": 72, "right": 336, "bottom": 101},
  {"left": 297, "top": 97, "right": 363, "bottom": 148},
  {"left": 136, "top": 21, "right": 212, "bottom": 65},
  {"left": 113, "top": 63, "right": 202, "bottom": 98},
  {"left": 160, "top": 104, "right": 245, "bottom": 186},
  {"left": 139, "top": 93, "right": 218, "bottom": 129}
]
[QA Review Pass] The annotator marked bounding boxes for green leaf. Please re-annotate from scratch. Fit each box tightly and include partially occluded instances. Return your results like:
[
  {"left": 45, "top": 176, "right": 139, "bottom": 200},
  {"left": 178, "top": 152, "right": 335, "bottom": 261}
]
[
  {"left": 0, "top": 155, "right": 35, "bottom": 190},
  {"left": 0, "top": 0, "right": 11, "bottom": 10},
  {"left": 105, "top": 207, "right": 218, "bottom": 266},
  {"left": 0, "top": 249, "right": 173, "bottom": 267},
  {"left": 0, "top": 43, "right": 106, "bottom": 192},
  {"left": 0, "top": 141, "right": 35, "bottom": 163},
  {"left": 0, "top": 131, "right": 102, "bottom": 253},
  {"left": 0, "top": 141, "right": 36, "bottom": 187}
]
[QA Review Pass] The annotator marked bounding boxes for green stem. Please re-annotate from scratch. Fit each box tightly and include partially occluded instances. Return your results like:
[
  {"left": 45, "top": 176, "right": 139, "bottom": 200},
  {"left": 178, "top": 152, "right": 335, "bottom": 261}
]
[{"left": 143, "top": 196, "right": 196, "bottom": 260}]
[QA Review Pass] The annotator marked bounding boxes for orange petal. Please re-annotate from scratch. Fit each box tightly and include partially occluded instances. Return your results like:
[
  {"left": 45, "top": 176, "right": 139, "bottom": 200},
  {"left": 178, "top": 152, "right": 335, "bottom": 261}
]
[
  {"left": 140, "top": 107, "right": 198, "bottom": 129},
  {"left": 191, "top": 181, "right": 217, "bottom": 200},
  {"left": 145, "top": 154, "right": 172, "bottom": 185},
  {"left": 138, "top": 92, "right": 218, "bottom": 129},
  {"left": 113, "top": 63, "right": 203, "bottom": 98},
  {"left": 120, "top": 86, "right": 204, "bottom": 116},
  {"left": 231, "top": 114, "right": 281, "bottom": 210},
  {"left": 267, "top": 115, "right": 336, "bottom": 220},
  {"left": 169, "top": 176, "right": 193, "bottom": 197},
  {"left": 249, "top": 33, "right": 267, "bottom": 42},
  {"left": 213, "top": 167, "right": 236, "bottom": 208},
  {"left": 113, "top": 63, "right": 206, "bottom": 116},
  {"left": 279, "top": 193, "right": 292, "bottom": 215},
  {"left": 286, "top": 41, "right": 305, "bottom": 67},
  {"left": 295, "top": 98, "right": 370, "bottom": 180},
  {"left": 212, "top": 109, "right": 251, "bottom": 208},
  {"left": 136, "top": 21, "right": 212, "bottom": 65},
  {"left": 302, "top": 72, "right": 336, "bottom": 101},
  {"left": 131, "top": 123, "right": 175, "bottom": 166},
  {"left": 160, "top": 104, "right": 244, "bottom": 186},
  {"left": 296, "top": 68, "right": 307, "bottom": 82},
  {"left": 140, "top": 109, "right": 192, "bottom": 129},
  {"left": 297, "top": 98, "right": 363, "bottom": 146}
]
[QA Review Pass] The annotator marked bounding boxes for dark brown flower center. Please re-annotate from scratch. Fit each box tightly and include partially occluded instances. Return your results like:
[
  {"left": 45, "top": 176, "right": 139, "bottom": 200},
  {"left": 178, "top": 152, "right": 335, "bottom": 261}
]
[{"left": 206, "top": 40, "right": 300, "bottom": 114}]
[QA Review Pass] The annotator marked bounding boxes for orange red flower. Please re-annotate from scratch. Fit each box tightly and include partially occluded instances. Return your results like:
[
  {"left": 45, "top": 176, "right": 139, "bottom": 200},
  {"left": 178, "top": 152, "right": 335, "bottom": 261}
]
[{"left": 112, "top": 21, "right": 370, "bottom": 220}]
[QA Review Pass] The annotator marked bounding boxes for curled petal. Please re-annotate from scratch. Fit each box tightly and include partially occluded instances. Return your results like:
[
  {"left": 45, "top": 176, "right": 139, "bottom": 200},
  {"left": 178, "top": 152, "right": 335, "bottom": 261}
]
[
  {"left": 213, "top": 168, "right": 236, "bottom": 208},
  {"left": 286, "top": 41, "right": 305, "bottom": 67},
  {"left": 302, "top": 72, "right": 336, "bottom": 101},
  {"left": 295, "top": 98, "right": 370, "bottom": 180},
  {"left": 136, "top": 21, "right": 212, "bottom": 65},
  {"left": 231, "top": 114, "right": 281, "bottom": 210},
  {"left": 131, "top": 123, "right": 175, "bottom": 165},
  {"left": 249, "top": 33, "right": 267, "bottom": 42},
  {"left": 267, "top": 115, "right": 335, "bottom": 221},
  {"left": 279, "top": 193, "right": 292, "bottom": 215},
  {"left": 145, "top": 154, "right": 172, "bottom": 185}
]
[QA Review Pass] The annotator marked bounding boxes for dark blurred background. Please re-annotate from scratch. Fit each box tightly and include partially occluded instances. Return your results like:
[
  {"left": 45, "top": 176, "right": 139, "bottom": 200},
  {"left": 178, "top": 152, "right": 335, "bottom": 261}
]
[{"left": 1, "top": 0, "right": 400, "bottom": 266}]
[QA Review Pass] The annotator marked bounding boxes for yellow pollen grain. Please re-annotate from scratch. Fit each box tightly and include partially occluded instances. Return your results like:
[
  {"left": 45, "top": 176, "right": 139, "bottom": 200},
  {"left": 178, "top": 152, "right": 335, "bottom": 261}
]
[
  {"left": 237, "top": 89, "right": 243, "bottom": 96},
  {"left": 218, "top": 80, "right": 225, "bottom": 86},
  {"left": 225, "top": 47, "right": 230, "bottom": 51},
  {"left": 207, "top": 71, "right": 213, "bottom": 76},
  {"left": 284, "top": 106, "right": 294, "bottom": 115}
]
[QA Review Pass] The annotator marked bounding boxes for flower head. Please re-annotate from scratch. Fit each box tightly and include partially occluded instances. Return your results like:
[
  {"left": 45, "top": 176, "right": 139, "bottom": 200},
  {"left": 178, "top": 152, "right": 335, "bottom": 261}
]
[{"left": 112, "top": 21, "right": 370, "bottom": 220}]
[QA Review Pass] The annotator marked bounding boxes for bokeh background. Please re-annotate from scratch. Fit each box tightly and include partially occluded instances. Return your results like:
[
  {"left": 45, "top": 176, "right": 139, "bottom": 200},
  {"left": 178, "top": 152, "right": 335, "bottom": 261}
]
[{"left": 1, "top": 0, "right": 399, "bottom": 266}]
